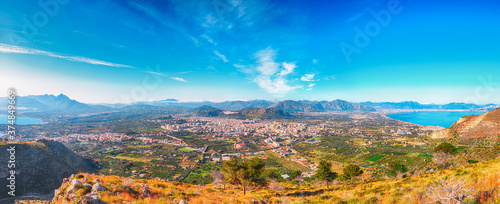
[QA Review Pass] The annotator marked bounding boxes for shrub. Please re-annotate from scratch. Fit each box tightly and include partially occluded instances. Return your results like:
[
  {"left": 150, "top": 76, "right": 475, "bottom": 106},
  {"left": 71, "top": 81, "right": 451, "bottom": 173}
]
[
  {"left": 434, "top": 142, "right": 457, "bottom": 154},
  {"left": 467, "top": 160, "right": 479, "bottom": 164}
]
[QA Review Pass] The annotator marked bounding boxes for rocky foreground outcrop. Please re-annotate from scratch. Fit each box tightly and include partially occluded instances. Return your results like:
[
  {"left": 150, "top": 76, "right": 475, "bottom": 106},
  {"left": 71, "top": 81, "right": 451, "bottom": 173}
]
[
  {"left": 0, "top": 139, "right": 97, "bottom": 200},
  {"left": 52, "top": 174, "right": 107, "bottom": 204}
]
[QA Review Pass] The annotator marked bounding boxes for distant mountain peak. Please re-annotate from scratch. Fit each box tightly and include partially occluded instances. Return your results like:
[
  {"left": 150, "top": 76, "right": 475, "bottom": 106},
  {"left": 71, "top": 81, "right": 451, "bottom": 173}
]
[
  {"left": 269, "top": 100, "right": 375, "bottom": 112},
  {"left": 161, "top": 99, "right": 178, "bottom": 102}
]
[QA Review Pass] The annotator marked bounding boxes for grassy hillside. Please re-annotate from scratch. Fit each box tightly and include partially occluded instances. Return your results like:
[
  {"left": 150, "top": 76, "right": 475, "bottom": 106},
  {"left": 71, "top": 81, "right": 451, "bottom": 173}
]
[{"left": 51, "top": 158, "right": 500, "bottom": 204}]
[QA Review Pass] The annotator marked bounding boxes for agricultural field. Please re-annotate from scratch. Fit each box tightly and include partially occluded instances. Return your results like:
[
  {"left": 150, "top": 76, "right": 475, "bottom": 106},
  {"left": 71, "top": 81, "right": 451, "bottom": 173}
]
[{"left": 366, "top": 154, "right": 386, "bottom": 162}]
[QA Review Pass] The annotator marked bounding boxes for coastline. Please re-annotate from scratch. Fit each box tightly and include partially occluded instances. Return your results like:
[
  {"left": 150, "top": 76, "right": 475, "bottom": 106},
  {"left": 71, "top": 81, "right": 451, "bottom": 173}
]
[
  {"left": 382, "top": 110, "right": 485, "bottom": 128},
  {"left": 376, "top": 109, "right": 489, "bottom": 115},
  {"left": 0, "top": 115, "right": 46, "bottom": 125}
]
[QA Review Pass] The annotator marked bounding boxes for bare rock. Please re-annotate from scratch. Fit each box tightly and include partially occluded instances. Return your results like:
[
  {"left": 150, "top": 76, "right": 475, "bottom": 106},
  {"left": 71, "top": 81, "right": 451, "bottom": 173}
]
[
  {"left": 67, "top": 179, "right": 82, "bottom": 193},
  {"left": 92, "top": 182, "right": 105, "bottom": 193},
  {"left": 83, "top": 183, "right": 92, "bottom": 191},
  {"left": 77, "top": 193, "right": 108, "bottom": 204}
]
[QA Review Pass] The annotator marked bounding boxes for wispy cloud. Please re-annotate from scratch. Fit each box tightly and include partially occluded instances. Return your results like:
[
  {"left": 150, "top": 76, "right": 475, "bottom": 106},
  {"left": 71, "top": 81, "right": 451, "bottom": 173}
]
[
  {"left": 300, "top": 74, "right": 315, "bottom": 82},
  {"left": 0, "top": 43, "right": 134, "bottom": 68},
  {"left": 306, "top": 83, "right": 315, "bottom": 91},
  {"left": 238, "top": 48, "right": 301, "bottom": 96},
  {"left": 201, "top": 34, "right": 216, "bottom": 45},
  {"left": 323, "top": 75, "right": 336, "bottom": 80},
  {"left": 170, "top": 77, "right": 188, "bottom": 82},
  {"left": 214, "top": 50, "right": 228, "bottom": 62},
  {"left": 144, "top": 71, "right": 167, "bottom": 77},
  {"left": 128, "top": 1, "right": 197, "bottom": 46}
]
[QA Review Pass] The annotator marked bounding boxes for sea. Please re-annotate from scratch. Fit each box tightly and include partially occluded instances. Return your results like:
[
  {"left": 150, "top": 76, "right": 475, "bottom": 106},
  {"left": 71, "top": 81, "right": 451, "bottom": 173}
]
[
  {"left": 386, "top": 111, "right": 486, "bottom": 128},
  {"left": 0, "top": 115, "right": 46, "bottom": 125}
]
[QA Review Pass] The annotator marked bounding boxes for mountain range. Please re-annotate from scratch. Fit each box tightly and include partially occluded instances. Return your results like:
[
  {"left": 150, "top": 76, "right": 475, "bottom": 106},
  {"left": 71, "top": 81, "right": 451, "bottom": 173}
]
[
  {"left": 359, "top": 101, "right": 499, "bottom": 111},
  {"left": 1, "top": 94, "right": 499, "bottom": 117},
  {"left": 0, "top": 94, "right": 109, "bottom": 113}
]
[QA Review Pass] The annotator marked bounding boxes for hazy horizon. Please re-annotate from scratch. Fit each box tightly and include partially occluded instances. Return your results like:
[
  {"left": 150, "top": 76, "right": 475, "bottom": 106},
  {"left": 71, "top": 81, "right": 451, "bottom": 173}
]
[
  {"left": 1, "top": 0, "right": 500, "bottom": 104},
  {"left": 3, "top": 92, "right": 500, "bottom": 106}
]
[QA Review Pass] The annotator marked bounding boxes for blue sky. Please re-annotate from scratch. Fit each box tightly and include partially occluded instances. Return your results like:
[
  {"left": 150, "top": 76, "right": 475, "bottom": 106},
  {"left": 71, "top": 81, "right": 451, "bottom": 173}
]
[{"left": 1, "top": 0, "right": 500, "bottom": 104}]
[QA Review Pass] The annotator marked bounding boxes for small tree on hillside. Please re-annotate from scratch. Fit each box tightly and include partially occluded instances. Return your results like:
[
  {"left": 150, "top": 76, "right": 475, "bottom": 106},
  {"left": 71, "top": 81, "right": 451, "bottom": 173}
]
[
  {"left": 342, "top": 164, "right": 363, "bottom": 182},
  {"left": 314, "top": 160, "right": 337, "bottom": 188},
  {"left": 222, "top": 157, "right": 265, "bottom": 195},
  {"left": 211, "top": 171, "right": 225, "bottom": 190},
  {"left": 425, "top": 177, "right": 475, "bottom": 204},
  {"left": 433, "top": 151, "right": 454, "bottom": 169},
  {"left": 290, "top": 170, "right": 302, "bottom": 180},
  {"left": 238, "top": 158, "right": 265, "bottom": 195},
  {"left": 264, "top": 169, "right": 283, "bottom": 182},
  {"left": 223, "top": 157, "right": 242, "bottom": 186},
  {"left": 433, "top": 142, "right": 457, "bottom": 169},
  {"left": 388, "top": 163, "right": 408, "bottom": 178},
  {"left": 434, "top": 142, "right": 457, "bottom": 154}
]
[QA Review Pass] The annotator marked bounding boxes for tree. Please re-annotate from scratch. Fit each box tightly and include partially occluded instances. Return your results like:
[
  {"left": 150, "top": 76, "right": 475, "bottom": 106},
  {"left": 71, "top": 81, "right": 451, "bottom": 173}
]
[
  {"left": 222, "top": 157, "right": 242, "bottom": 186},
  {"left": 314, "top": 160, "right": 337, "bottom": 188},
  {"left": 211, "top": 171, "right": 225, "bottom": 190},
  {"left": 387, "top": 163, "right": 408, "bottom": 178},
  {"left": 433, "top": 142, "right": 457, "bottom": 169},
  {"left": 433, "top": 151, "right": 454, "bottom": 169},
  {"left": 425, "top": 177, "right": 474, "bottom": 204},
  {"left": 342, "top": 164, "right": 363, "bottom": 182},
  {"left": 222, "top": 157, "right": 265, "bottom": 195},
  {"left": 290, "top": 170, "right": 302, "bottom": 180},
  {"left": 264, "top": 169, "right": 281, "bottom": 181},
  {"left": 434, "top": 142, "right": 457, "bottom": 154}
]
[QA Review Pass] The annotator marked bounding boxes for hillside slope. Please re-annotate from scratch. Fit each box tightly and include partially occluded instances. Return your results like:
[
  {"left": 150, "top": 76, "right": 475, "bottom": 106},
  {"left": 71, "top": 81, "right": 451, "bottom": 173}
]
[
  {"left": 431, "top": 108, "right": 500, "bottom": 143},
  {"left": 50, "top": 158, "right": 500, "bottom": 203},
  {"left": 0, "top": 140, "right": 97, "bottom": 201}
]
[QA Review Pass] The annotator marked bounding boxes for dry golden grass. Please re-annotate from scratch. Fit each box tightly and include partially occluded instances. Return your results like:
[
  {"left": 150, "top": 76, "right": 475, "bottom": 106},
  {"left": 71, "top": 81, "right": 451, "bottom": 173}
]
[{"left": 52, "top": 158, "right": 500, "bottom": 204}]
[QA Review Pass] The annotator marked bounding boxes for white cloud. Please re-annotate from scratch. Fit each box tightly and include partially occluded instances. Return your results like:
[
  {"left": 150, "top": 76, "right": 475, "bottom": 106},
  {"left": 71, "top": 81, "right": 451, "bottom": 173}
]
[
  {"left": 0, "top": 43, "right": 134, "bottom": 68},
  {"left": 308, "top": 84, "right": 315, "bottom": 87},
  {"left": 280, "top": 62, "right": 296, "bottom": 76},
  {"left": 214, "top": 50, "right": 229, "bottom": 62},
  {"left": 300, "top": 74, "right": 315, "bottom": 82},
  {"left": 170, "top": 77, "right": 187, "bottom": 82},
  {"left": 239, "top": 48, "right": 301, "bottom": 96}
]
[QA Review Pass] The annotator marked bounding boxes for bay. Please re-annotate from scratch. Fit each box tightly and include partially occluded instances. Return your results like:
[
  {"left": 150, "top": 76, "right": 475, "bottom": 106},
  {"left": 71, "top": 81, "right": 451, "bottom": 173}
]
[
  {"left": 386, "top": 111, "right": 485, "bottom": 128},
  {"left": 0, "top": 115, "right": 45, "bottom": 125}
]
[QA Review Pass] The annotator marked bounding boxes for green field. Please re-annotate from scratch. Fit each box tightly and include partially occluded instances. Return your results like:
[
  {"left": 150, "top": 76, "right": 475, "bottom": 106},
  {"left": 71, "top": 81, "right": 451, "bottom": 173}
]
[
  {"left": 179, "top": 147, "right": 195, "bottom": 152},
  {"left": 111, "top": 155, "right": 152, "bottom": 162},
  {"left": 418, "top": 154, "right": 434, "bottom": 158},
  {"left": 366, "top": 154, "right": 386, "bottom": 162}
]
